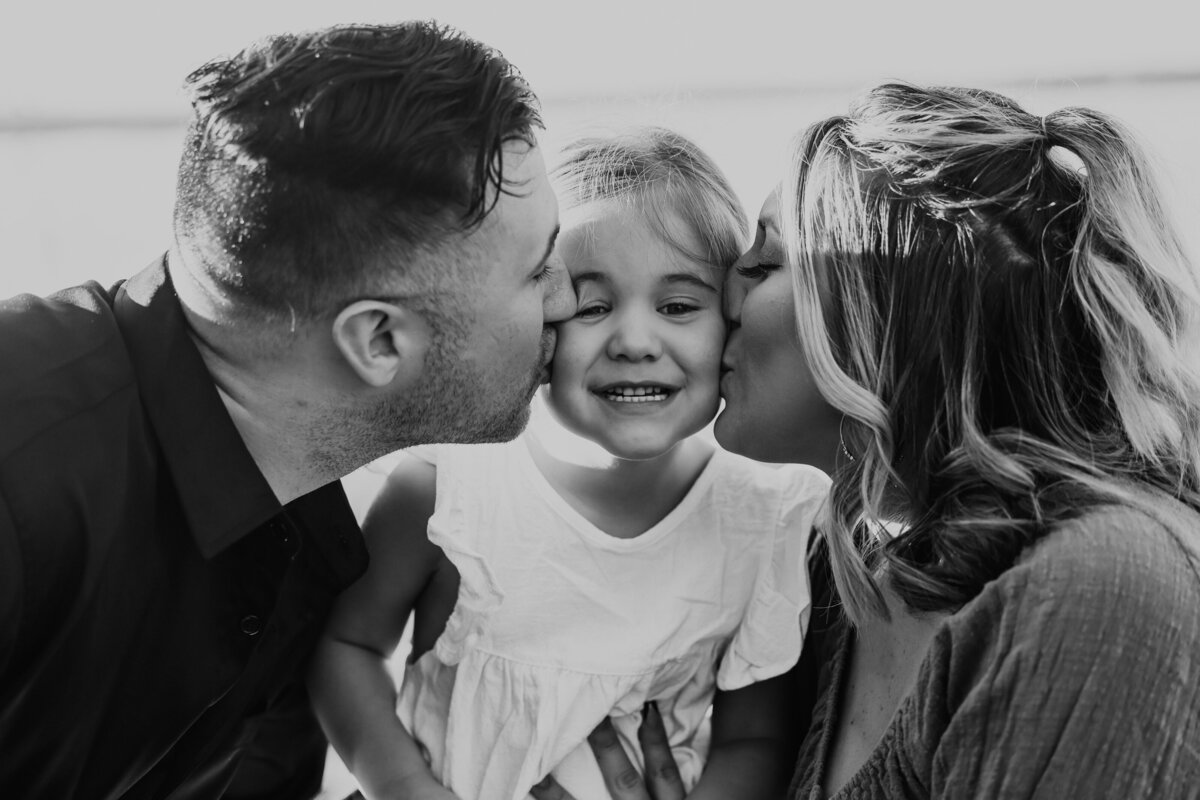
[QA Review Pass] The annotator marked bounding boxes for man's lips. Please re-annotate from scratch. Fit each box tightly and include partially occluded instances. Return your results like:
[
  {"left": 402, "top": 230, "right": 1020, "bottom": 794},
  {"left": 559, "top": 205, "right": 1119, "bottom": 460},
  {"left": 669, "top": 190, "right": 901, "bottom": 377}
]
[
  {"left": 539, "top": 328, "right": 557, "bottom": 366},
  {"left": 536, "top": 328, "right": 557, "bottom": 385}
]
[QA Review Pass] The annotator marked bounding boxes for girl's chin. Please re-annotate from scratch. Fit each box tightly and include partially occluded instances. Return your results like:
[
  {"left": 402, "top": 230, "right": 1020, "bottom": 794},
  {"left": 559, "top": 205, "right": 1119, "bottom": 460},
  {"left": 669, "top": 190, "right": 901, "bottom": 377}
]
[{"left": 603, "top": 442, "right": 677, "bottom": 462}]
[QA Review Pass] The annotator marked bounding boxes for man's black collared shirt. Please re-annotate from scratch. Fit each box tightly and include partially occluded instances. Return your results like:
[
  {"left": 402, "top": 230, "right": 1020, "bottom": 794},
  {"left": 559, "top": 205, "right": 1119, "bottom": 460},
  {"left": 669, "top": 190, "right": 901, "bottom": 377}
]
[{"left": 0, "top": 257, "right": 369, "bottom": 798}]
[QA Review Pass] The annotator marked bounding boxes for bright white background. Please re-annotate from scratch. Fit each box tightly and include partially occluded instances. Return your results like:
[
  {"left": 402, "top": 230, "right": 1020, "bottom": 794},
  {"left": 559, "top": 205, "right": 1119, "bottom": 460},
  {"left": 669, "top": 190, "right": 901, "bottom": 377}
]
[
  {"left": 1, "top": 2, "right": 1197, "bottom": 797},
  {"left": 2, "top": 0, "right": 1198, "bottom": 299},
  {"left": 2, "top": 1, "right": 1197, "bottom": 117}
]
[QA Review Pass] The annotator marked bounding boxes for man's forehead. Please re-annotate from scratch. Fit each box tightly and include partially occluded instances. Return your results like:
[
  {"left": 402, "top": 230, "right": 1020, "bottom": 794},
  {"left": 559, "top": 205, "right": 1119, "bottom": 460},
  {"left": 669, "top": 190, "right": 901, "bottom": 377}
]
[
  {"left": 453, "top": 142, "right": 558, "bottom": 284},
  {"left": 477, "top": 143, "right": 554, "bottom": 228}
]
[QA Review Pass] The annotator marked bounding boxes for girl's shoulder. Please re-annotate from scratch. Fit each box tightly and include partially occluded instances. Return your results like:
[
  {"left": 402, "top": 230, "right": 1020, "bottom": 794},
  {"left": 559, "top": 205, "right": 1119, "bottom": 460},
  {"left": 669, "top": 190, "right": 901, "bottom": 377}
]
[
  {"left": 403, "top": 438, "right": 536, "bottom": 499},
  {"left": 401, "top": 438, "right": 525, "bottom": 471},
  {"left": 707, "top": 448, "right": 832, "bottom": 503},
  {"left": 694, "top": 451, "right": 831, "bottom": 558}
]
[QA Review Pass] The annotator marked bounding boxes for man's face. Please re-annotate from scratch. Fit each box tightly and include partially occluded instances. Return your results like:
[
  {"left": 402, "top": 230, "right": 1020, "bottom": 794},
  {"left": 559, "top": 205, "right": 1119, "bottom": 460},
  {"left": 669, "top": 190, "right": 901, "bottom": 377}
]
[{"left": 400, "top": 143, "right": 574, "bottom": 444}]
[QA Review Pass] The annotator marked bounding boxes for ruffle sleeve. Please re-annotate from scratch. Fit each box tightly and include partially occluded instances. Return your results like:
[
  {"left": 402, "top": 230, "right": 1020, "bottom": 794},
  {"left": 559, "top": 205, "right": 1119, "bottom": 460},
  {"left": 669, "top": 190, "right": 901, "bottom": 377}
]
[
  {"left": 717, "top": 466, "right": 830, "bottom": 690},
  {"left": 426, "top": 446, "right": 505, "bottom": 666},
  {"left": 402, "top": 444, "right": 439, "bottom": 465}
]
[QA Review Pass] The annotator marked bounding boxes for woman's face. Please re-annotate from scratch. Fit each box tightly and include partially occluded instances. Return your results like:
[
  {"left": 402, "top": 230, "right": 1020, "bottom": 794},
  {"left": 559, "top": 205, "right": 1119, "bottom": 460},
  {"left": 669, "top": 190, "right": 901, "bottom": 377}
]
[{"left": 714, "top": 191, "right": 842, "bottom": 467}]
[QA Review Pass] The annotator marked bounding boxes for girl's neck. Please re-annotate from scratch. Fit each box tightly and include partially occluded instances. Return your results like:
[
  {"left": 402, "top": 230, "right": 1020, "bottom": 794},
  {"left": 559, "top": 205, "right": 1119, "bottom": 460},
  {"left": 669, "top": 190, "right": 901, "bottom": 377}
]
[{"left": 525, "top": 416, "right": 715, "bottom": 539}]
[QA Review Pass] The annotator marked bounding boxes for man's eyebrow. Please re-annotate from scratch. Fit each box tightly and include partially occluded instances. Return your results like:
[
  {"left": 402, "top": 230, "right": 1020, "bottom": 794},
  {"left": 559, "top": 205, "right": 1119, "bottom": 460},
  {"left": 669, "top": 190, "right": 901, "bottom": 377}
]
[
  {"left": 663, "top": 272, "right": 718, "bottom": 293},
  {"left": 532, "top": 225, "right": 560, "bottom": 274}
]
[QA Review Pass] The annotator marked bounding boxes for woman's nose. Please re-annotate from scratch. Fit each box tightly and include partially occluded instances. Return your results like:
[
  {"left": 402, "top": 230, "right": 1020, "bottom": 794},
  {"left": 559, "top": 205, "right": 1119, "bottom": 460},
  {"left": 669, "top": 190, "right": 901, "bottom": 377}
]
[
  {"left": 723, "top": 270, "right": 747, "bottom": 325},
  {"left": 606, "top": 314, "right": 662, "bottom": 361}
]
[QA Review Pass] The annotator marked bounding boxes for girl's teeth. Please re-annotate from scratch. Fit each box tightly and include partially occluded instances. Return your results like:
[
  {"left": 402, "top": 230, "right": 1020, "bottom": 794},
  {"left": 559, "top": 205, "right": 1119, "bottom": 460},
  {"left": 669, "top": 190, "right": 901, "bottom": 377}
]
[
  {"left": 607, "top": 394, "right": 667, "bottom": 403},
  {"left": 602, "top": 387, "right": 671, "bottom": 403}
]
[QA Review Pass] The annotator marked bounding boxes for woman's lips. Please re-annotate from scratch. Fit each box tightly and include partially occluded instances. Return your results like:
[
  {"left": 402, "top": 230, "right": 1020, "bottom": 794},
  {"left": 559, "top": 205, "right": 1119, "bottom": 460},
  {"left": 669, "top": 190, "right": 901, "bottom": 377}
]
[{"left": 719, "top": 365, "right": 735, "bottom": 395}]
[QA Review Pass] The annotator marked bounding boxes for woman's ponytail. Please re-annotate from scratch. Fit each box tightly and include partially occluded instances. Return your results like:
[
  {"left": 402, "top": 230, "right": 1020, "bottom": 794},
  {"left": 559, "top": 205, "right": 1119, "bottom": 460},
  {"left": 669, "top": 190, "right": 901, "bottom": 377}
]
[{"left": 1043, "top": 108, "right": 1200, "bottom": 487}]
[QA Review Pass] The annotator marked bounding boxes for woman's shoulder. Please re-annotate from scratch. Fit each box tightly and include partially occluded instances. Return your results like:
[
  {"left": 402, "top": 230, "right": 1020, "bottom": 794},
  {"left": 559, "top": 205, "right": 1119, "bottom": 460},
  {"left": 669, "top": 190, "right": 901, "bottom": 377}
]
[
  {"left": 1009, "top": 499, "right": 1200, "bottom": 609},
  {"left": 911, "top": 499, "right": 1200, "bottom": 794},
  {"left": 939, "top": 497, "right": 1200, "bottom": 667}
]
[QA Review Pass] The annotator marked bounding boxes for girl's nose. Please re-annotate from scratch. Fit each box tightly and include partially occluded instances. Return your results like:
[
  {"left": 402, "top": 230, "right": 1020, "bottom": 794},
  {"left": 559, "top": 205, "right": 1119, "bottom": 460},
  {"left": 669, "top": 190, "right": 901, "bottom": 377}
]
[{"left": 606, "top": 313, "right": 663, "bottom": 361}]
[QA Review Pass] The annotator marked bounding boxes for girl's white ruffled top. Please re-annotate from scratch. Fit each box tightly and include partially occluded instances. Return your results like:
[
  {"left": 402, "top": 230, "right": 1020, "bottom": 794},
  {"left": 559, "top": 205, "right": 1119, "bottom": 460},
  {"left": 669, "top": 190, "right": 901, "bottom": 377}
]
[{"left": 397, "top": 438, "right": 830, "bottom": 800}]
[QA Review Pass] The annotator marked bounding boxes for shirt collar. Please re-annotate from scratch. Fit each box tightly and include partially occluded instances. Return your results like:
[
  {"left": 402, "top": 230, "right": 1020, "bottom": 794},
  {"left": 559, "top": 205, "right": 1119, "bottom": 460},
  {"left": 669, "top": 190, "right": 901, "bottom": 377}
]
[{"left": 112, "top": 255, "right": 283, "bottom": 558}]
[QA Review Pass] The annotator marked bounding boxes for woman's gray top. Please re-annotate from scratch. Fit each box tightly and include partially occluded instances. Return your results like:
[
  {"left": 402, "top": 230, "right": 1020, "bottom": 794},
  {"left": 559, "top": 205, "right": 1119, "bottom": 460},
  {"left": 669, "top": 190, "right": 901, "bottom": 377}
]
[{"left": 788, "top": 500, "right": 1200, "bottom": 799}]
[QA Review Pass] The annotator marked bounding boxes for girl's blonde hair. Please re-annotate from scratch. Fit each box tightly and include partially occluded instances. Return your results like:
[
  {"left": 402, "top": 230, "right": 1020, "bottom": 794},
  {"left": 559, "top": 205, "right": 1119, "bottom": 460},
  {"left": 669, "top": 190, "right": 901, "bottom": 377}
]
[
  {"left": 782, "top": 83, "right": 1200, "bottom": 623},
  {"left": 551, "top": 126, "right": 747, "bottom": 270}
]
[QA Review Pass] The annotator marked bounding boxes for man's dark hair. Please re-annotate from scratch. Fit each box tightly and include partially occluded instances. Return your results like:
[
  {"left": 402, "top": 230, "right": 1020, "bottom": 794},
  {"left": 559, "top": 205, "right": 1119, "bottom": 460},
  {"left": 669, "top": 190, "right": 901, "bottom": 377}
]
[{"left": 173, "top": 21, "right": 542, "bottom": 318}]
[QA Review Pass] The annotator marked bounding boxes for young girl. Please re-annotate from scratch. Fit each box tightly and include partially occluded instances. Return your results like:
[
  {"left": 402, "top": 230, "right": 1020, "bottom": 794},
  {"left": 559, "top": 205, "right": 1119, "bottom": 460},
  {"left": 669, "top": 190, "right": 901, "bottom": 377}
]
[{"left": 308, "top": 127, "right": 831, "bottom": 800}]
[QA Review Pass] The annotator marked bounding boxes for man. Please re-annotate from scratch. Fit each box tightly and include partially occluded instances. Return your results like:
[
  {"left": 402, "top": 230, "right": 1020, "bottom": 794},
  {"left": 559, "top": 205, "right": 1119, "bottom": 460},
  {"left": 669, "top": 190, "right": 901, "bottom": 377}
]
[{"left": 0, "top": 21, "right": 572, "bottom": 799}]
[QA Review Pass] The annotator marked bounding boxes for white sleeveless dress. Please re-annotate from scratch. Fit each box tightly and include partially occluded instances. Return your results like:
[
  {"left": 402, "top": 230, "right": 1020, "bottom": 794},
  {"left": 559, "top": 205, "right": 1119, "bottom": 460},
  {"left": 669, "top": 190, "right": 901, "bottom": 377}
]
[{"left": 396, "top": 437, "right": 830, "bottom": 800}]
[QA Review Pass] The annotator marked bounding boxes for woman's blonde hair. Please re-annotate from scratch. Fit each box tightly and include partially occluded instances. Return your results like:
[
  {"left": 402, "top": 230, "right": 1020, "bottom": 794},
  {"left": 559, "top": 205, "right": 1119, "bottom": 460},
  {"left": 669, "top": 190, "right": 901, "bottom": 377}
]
[
  {"left": 783, "top": 83, "right": 1200, "bottom": 622},
  {"left": 551, "top": 126, "right": 747, "bottom": 270}
]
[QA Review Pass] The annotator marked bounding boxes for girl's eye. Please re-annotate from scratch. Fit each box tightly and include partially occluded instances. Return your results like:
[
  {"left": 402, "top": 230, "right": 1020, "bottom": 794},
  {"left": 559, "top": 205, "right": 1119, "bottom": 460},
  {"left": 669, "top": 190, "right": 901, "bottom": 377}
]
[
  {"left": 574, "top": 303, "right": 609, "bottom": 319},
  {"left": 660, "top": 302, "right": 699, "bottom": 316},
  {"left": 734, "top": 262, "right": 783, "bottom": 280},
  {"left": 533, "top": 259, "right": 557, "bottom": 284}
]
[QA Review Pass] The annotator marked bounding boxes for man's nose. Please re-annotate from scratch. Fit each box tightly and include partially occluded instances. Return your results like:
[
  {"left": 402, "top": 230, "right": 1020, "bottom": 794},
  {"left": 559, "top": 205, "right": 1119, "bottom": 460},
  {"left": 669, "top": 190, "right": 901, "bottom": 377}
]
[{"left": 541, "top": 253, "right": 575, "bottom": 324}]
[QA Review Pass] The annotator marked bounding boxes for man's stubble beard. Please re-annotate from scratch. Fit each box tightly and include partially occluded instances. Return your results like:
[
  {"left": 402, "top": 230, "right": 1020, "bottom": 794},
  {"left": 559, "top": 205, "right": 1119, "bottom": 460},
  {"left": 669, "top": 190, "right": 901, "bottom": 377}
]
[
  {"left": 349, "top": 302, "right": 540, "bottom": 457},
  {"left": 388, "top": 329, "right": 535, "bottom": 446}
]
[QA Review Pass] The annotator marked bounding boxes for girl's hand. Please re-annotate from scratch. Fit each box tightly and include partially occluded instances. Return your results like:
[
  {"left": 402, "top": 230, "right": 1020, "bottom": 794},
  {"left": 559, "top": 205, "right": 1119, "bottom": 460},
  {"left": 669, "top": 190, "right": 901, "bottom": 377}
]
[{"left": 530, "top": 702, "right": 685, "bottom": 800}]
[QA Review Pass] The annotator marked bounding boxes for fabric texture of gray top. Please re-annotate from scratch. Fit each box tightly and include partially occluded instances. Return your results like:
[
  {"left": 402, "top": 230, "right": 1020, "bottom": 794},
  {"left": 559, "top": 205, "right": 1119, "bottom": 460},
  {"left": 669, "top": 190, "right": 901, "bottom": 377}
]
[{"left": 788, "top": 500, "right": 1200, "bottom": 799}]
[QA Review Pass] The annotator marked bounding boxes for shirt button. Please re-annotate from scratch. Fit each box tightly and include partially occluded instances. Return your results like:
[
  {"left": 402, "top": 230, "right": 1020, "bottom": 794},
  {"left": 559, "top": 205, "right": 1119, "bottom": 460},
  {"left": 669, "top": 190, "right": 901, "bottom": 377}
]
[{"left": 240, "top": 615, "right": 262, "bottom": 636}]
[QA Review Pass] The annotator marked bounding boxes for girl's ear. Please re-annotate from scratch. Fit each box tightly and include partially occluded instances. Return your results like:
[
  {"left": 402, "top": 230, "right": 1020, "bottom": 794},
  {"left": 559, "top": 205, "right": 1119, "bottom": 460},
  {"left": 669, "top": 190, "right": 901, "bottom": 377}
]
[{"left": 330, "top": 300, "right": 432, "bottom": 389}]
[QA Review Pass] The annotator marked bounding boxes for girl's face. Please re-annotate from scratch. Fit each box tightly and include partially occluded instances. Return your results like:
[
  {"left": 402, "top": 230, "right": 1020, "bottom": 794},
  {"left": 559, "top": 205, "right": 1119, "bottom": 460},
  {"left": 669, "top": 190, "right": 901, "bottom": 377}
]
[
  {"left": 546, "top": 202, "right": 726, "bottom": 460},
  {"left": 714, "top": 191, "right": 841, "bottom": 466}
]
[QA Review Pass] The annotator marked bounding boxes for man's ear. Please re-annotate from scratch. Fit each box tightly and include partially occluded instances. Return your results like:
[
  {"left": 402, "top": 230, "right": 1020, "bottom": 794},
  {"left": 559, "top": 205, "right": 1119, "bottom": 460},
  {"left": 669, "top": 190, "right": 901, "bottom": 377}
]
[{"left": 331, "top": 300, "right": 432, "bottom": 388}]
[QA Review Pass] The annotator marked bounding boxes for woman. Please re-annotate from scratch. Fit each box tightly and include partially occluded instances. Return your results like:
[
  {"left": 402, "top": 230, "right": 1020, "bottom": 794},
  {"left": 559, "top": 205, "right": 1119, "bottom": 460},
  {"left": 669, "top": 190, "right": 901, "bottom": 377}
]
[{"left": 535, "top": 83, "right": 1200, "bottom": 798}]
